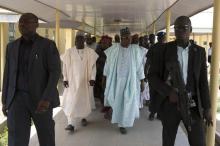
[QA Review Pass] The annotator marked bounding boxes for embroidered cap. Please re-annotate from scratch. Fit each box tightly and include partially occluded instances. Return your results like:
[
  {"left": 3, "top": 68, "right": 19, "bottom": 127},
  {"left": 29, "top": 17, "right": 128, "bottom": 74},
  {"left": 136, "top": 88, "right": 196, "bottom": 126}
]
[{"left": 120, "top": 27, "right": 131, "bottom": 36}]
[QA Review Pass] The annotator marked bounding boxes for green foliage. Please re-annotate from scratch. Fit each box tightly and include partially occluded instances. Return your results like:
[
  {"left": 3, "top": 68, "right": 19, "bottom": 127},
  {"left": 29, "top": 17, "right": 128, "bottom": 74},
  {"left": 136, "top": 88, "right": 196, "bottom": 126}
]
[
  {"left": 217, "top": 96, "right": 220, "bottom": 113},
  {"left": 217, "top": 106, "right": 220, "bottom": 113},
  {"left": 0, "top": 127, "right": 8, "bottom": 146}
]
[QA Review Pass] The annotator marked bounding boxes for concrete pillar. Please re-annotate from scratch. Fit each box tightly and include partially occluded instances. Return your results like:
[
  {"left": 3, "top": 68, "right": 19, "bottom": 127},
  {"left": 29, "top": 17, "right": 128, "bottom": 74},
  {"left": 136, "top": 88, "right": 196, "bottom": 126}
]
[
  {"left": 192, "top": 33, "right": 195, "bottom": 41},
  {"left": 94, "top": 13, "right": 97, "bottom": 36},
  {"left": 206, "top": 33, "right": 209, "bottom": 48},
  {"left": 206, "top": 0, "right": 220, "bottom": 145},
  {"left": 0, "top": 23, "right": 9, "bottom": 89},
  {"left": 55, "top": 10, "right": 60, "bottom": 51},
  {"left": 65, "top": 29, "right": 73, "bottom": 51},
  {"left": 59, "top": 29, "right": 66, "bottom": 54},
  {"left": 199, "top": 35, "right": 203, "bottom": 47},
  {"left": 153, "top": 23, "right": 156, "bottom": 34},
  {"left": 14, "top": 23, "right": 21, "bottom": 39},
  {"left": 82, "top": 22, "right": 85, "bottom": 32},
  {"left": 72, "top": 29, "right": 76, "bottom": 46},
  {"left": 165, "top": 9, "right": 171, "bottom": 42}
]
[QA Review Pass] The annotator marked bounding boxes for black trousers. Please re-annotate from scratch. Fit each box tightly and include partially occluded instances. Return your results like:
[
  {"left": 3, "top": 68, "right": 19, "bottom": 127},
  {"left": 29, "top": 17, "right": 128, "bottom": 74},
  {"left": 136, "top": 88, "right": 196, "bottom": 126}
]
[
  {"left": 160, "top": 100, "right": 206, "bottom": 146},
  {"left": 7, "top": 93, "right": 55, "bottom": 146}
]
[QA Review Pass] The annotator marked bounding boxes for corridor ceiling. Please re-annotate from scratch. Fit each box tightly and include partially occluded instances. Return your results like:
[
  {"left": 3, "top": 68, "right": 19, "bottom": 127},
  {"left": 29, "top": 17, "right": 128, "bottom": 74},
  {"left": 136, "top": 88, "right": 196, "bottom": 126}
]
[{"left": 0, "top": 0, "right": 214, "bottom": 35}]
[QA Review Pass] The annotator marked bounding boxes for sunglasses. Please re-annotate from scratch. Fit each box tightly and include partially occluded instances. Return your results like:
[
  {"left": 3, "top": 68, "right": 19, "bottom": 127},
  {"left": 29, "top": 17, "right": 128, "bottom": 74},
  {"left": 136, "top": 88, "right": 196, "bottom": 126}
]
[
  {"left": 121, "top": 36, "right": 130, "bottom": 39},
  {"left": 174, "top": 25, "right": 191, "bottom": 31}
]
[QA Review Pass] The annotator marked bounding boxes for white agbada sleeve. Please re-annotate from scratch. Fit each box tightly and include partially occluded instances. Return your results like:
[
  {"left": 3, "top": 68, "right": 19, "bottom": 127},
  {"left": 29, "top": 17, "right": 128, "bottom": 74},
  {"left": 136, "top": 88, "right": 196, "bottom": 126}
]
[
  {"left": 62, "top": 50, "right": 70, "bottom": 81},
  {"left": 103, "top": 62, "right": 109, "bottom": 76},
  {"left": 86, "top": 48, "right": 98, "bottom": 109},
  {"left": 90, "top": 64, "right": 97, "bottom": 80},
  {"left": 137, "top": 51, "right": 145, "bottom": 80},
  {"left": 87, "top": 48, "right": 98, "bottom": 80}
]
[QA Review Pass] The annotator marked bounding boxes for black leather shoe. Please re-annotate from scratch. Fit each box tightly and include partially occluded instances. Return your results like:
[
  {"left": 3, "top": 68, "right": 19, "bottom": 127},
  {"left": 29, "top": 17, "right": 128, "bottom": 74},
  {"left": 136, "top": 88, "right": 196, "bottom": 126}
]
[
  {"left": 81, "top": 119, "right": 88, "bottom": 127},
  {"left": 148, "top": 113, "right": 155, "bottom": 121},
  {"left": 65, "top": 124, "right": 75, "bottom": 132},
  {"left": 156, "top": 114, "right": 161, "bottom": 120},
  {"left": 119, "top": 127, "right": 127, "bottom": 134}
]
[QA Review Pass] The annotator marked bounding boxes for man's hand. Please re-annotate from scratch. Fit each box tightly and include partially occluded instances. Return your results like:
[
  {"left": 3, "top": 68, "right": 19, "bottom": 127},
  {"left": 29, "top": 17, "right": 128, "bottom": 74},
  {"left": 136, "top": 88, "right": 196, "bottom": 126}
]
[
  {"left": 89, "top": 80, "right": 95, "bottom": 86},
  {"left": 2, "top": 104, "right": 7, "bottom": 116},
  {"left": 63, "top": 81, "right": 69, "bottom": 88},
  {"left": 35, "top": 100, "right": 50, "bottom": 114},
  {"left": 203, "top": 109, "right": 213, "bottom": 127},
  {"left": 140, "top": 80, "right": 145, "bottom": 92},
  {"left": 169, "top": 89, "right": 178, "bottom": 103}
]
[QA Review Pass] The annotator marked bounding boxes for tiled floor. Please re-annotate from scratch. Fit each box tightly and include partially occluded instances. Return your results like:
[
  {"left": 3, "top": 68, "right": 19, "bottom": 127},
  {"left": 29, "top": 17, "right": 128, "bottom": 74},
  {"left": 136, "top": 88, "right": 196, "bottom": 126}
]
[{"left": 30, "top": 106, "right": 189, "bottom": 146}]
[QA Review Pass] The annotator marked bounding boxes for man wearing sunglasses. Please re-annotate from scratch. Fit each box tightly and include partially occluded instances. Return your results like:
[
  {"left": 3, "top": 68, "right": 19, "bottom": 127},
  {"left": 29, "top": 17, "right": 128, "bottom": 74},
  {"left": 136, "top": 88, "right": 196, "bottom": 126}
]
[{"left": 148, "top": 16, "right": 212, "bottom": 146}]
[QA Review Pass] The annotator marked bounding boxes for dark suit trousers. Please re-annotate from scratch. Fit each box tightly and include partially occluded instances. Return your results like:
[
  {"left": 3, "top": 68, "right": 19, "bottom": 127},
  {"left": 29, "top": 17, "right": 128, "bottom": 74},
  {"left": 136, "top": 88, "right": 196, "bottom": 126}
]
[
  {"left": 7, "top": 93, "right": 55, "bottom": 146},
  {"left": 160, "top": 100, "right": 206, "bottom": 146},
  {"left": 149, "top": 88, "right": 156, "bottom": 113}
]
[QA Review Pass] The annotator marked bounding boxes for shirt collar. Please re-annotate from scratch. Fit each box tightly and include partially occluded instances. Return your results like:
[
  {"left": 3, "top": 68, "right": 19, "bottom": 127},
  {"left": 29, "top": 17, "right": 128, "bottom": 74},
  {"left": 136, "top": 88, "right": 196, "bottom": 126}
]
[{"left": 177, "top": 41, "right": 191, "bottom": 50}]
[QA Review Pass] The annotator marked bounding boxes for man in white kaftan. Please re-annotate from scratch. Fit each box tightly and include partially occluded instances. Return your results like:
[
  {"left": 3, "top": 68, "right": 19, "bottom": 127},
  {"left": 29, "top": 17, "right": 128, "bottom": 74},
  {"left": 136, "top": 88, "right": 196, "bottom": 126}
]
[
  {"left": 131, "top": 34, "right": 150, "bottom": 108},
  {"left": 103, "top": 27, "right": 145, "bottom": 134},
  {"left": 62, "top": 31, "right": 98, "bottom": 132}
]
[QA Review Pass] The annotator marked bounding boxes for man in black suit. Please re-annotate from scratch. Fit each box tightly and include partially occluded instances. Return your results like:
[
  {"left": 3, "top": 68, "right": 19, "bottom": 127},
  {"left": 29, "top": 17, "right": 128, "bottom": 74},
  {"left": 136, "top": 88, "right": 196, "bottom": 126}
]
[
  {"left": 147, "top": 32, "right": 166, "bottom": 121},
  {"left": 1, "top": 13, "right": 61, "bottom": 146},
  {"left": 148, "top": 16, "right": 212, "bottom": 146}
]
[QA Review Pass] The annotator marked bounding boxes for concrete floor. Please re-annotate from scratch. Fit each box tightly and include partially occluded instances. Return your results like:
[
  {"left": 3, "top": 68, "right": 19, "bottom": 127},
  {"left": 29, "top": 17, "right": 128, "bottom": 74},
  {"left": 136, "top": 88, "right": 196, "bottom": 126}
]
[{"left": 29, "top": 106, "right": 189, "bottom": 146}]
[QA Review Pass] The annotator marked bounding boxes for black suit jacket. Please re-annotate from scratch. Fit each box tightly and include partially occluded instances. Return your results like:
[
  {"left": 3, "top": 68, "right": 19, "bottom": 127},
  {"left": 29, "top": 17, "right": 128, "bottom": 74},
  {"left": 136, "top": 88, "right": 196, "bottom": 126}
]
[
  {"left": 145, "top": 43, "right": 165, "bottom": 112},
  {"left": 148, "top": 41, "right": 211, "bottom": 117},
  {"left": 2, "top": 34, "right": 61, "bottom": 109}
]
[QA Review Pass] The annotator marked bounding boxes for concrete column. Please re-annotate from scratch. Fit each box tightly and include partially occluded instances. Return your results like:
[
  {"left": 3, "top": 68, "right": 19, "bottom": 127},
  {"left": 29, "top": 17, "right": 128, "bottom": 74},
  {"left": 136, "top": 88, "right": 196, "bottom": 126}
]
[
  {"left": 102, "top": 26, "right": 104, "bottom": 35},
  {"left": 14, "top": 23, "right": 21, "bottom": 39},
  {"left": 192, "top": 33, "right": 195, "bottom": 41},
  {"left": 165, "top": 9, "right": 171, "bottom": 42},
  {"left": 72, "top": 29, "right": 76, "bottom": 46},
  {"left": 153, "top": 23, "right": 156, "bottom": 34},
  {"left": 206, "top": 33, "right": 209, "bottom": 50},
  {"left": 82, "top": 22, "right": 85, "bottom": 32},
  {"left": 0, "top": 23, "right": 9, "bottom": 89},
  {"left": 55, "top": 10, "right": 60, "bottom": 51},
  {"left": 94, "top": 13, "right": 97, "bottom": 36},
  {"left": 206, "top": 0, "right": 220, "bottom": 145},
  {"left": 65, "top": 29, "right": 73, "bottom": 50},
  {"left": 59, "top": 29, "right": 66, "bottom": 54},
  {"left": 199, "top": 35, "right": 203, "bottom": 46}
]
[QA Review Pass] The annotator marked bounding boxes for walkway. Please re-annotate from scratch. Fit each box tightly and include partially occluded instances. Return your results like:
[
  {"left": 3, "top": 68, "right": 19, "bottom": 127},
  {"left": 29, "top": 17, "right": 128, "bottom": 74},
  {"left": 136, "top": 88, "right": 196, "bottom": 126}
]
[{"left": 29, "top": 106, "right": 189, "bottom": 146}]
